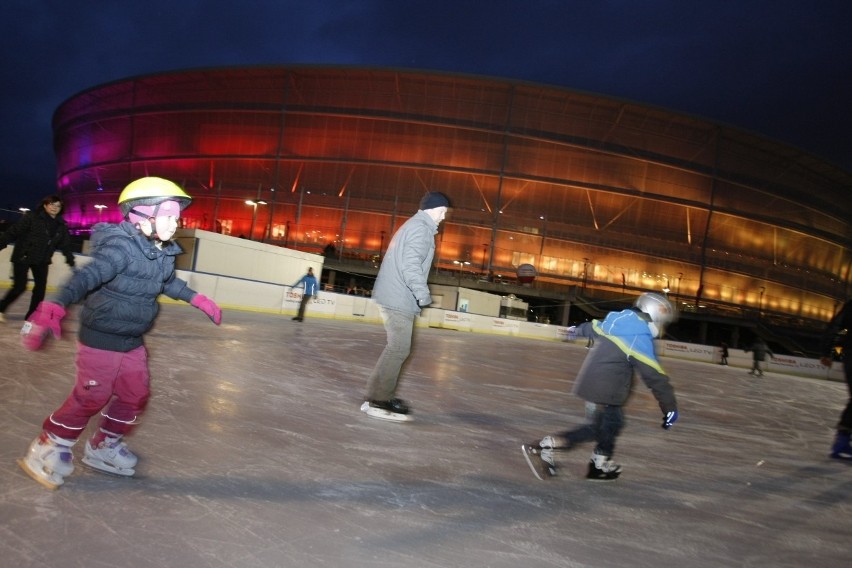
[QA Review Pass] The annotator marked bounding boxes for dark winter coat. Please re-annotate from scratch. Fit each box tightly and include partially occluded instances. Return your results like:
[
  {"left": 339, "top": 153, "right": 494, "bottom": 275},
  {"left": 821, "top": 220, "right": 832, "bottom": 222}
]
[
  {"left": 50, "top": 222, "right": 196, "bottom": 352},
  {"left": 745, "top": 339, "right": 773, "bottom": 362},
  {"left": 820, "top": 300, "right": 852, "bottom": 357},
  {"left": 572, "top": 308, "right": 677, "bottom": 413},
  {"left": 0, "top": 207, "right": 75, "bottom": 266}
]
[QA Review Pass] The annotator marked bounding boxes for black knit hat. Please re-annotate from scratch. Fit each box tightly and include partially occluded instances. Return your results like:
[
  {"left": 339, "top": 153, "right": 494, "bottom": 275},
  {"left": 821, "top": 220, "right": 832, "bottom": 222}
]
[{"left": 419, "top": 192, "right": 450, "bottom": 210}]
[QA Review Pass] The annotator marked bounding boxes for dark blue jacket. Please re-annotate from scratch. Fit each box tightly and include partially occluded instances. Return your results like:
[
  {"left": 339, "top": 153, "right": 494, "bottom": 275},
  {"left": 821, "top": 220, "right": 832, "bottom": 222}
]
[
  {"left": 572, "top": 308, "right": 677, "bottom": 413},
  {"left": 51, "top": 222, "right": 196, "bottom": 352}
]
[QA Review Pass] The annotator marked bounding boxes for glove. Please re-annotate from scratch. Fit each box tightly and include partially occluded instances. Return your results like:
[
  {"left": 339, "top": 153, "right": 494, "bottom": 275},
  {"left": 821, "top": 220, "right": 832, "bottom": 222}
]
[
  {"left": 417, "top": 295, "right": 432, "bottom": 307},
  {"left": 662, "top": 410, "right": 678, "bottom": 430},
  {"left": 566, "top": 325, "right": 578, "bottom": 340},
  {"left": 21, "top": 301, "right": 66, "bottom": 351},
  {"left": 191, "top": 294, "right": 222, "bottom": 325}
]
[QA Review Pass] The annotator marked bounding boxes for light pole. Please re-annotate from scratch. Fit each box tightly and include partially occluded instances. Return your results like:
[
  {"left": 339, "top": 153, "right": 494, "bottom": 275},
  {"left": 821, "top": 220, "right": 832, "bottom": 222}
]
[
  {"left": 94, "top": 204, "right": 106, "bottom": 223},
  {"left": 758, "top": 286, "right": 765, "bottom": 319},
  {"left": 453, "top": 260, "right": 470, "bottom": 286},
  {"left": 245, "top": 199, "right": 268, "bottom": 241}
]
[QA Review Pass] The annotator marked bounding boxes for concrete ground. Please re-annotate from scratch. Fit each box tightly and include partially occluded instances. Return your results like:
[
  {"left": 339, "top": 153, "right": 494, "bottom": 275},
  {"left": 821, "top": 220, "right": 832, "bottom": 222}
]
[{"left": 0, "top": 301, "right": 849, "bottom": 568}]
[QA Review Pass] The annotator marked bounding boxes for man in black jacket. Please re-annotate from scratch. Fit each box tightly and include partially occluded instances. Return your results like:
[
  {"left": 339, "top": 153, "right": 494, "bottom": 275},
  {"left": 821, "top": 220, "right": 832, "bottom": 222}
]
[
  {"left": 0, "top": 194, "right": 75, "bottom": 321},
  {"left": 820, "top": 299, "right": 852, "bottom": 460}
]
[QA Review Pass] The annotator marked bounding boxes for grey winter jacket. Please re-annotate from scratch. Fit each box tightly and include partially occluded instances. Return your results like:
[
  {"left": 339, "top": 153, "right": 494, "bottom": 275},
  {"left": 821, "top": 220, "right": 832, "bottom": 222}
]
[
  {"left": 50, "top": 222, "right": 196, "bottom": 352},
  {"left": 572, "top": 310, "right": 677, "bottom": 413},
  {"left": 371, "top": 210, "right": 437, "bottom": 314}
]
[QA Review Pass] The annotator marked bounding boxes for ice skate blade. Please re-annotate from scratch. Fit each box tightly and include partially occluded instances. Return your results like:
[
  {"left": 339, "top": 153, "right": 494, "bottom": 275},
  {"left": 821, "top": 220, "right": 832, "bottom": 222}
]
[
  {"left": 17, "top": 458, "right": 61, "bottom": 490},
  {"left": 81, "top": 456, "right": 136, "bottom": 477},
  {"left": 521, "top": 444, "right": 555, "bottom": 480},
  {"left": 586, "top": 472, "right": 621, "bottom": 482},
  {"left": 360, "top": 402, "right": 410, "bottom": 422}
]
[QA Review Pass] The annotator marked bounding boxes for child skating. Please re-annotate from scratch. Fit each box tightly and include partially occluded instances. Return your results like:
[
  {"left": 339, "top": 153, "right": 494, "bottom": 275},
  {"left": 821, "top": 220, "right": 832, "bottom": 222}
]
[
  {"left": 522, "top": 292, "right": 679, "bottom": 481},
  {"left": 17, "top": 177, "right": 222, "bottom": 489}
]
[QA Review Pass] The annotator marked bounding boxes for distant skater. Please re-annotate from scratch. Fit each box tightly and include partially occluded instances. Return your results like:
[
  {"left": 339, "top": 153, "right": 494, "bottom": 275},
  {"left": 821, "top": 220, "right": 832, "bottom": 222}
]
[
  {"left": 0, "top": 194, "right": 76, "bottom": 322},
  {"left": 719, "top": 342, "right": 729, "bottom": 365},
  {"left": 291, "top": 267, "right": 318, "bottom": 322},
  {"left": 745, "top": 338, "right": 773, "bottom": 376}
]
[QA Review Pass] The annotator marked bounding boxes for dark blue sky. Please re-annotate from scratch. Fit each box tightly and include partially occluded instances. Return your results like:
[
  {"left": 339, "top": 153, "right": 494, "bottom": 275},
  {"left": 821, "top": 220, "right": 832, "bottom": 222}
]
[{"left": 2, "top": 0, "right": 850, "bottom": 211}]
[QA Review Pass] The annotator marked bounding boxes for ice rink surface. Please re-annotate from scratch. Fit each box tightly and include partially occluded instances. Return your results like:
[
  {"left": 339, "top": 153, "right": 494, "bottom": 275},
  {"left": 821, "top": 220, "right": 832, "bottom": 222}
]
[{"left": 1, "top": 302, "right": 849, "bottom": 568}]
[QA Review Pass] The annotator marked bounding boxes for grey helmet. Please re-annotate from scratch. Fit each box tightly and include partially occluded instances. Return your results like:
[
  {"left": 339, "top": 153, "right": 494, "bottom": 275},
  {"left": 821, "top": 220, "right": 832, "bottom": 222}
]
[{"left": 634, "top": 292, "right": 676, "bottom": 337}]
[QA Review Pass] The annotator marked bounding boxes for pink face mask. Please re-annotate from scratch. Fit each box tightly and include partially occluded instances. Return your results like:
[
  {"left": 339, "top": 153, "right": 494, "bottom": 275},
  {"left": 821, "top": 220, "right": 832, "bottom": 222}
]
[{"left": 128, "top": 200, "right": 181, "bottom": 241}]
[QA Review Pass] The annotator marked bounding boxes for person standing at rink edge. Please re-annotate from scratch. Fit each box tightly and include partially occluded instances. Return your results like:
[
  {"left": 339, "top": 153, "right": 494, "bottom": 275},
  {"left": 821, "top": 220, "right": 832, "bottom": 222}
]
[
  {"left": 0, "top": 194, "right": 76, "bottom": 322},
  {"left": 820, "top": 299, "right": 852, "bottom": 460},
  {"left": 360, "top": 191, "right": 450, "bottom": 422},
  {"left": 291, "top": 266, "right": 318, "bottom": 322},
  {"left": 17, "top": 177, "right": 223, "bottom": 490},
  {"left": 522, "top": 292, "right": 679, "bottom": 481}
]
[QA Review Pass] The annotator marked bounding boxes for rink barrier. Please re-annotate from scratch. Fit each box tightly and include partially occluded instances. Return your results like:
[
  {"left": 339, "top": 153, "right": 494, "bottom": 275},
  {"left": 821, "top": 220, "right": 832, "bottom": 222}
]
[{"left": 1, "top": 246, "right": 844, "bottom": 383}]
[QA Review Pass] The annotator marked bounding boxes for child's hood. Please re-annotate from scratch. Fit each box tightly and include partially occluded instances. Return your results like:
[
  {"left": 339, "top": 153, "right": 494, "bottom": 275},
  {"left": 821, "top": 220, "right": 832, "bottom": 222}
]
[
  {"left": 89, "top": 222, "right": 131, "bottom": 250},
  {"left": 598, "top": 308, "right": 650, "bottom": 337}
]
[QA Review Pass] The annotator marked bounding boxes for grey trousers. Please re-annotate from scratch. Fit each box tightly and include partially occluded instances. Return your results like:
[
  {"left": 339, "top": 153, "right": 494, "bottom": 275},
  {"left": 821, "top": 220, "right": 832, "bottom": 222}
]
[{"left": 365, "top": 307, "right": 415, "bottom": 401}]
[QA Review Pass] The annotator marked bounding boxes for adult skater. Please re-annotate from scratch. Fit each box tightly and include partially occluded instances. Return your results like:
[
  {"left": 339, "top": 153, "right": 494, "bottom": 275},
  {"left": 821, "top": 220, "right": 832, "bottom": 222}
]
[
  {"left": 17, "top": 177, "right": 222, "bottom": 489},
  {"left": 0, "top": 194, "right": 76, "bottom": 322},
  {"left": 360, "top": 191, "right": 449, "bottom": 422},
  {"left": 522, "top": 292, "right": 679, "bottom": 481},
  {"left": 290, "top": 266, "right": 318, "bottom": 322},
  {"left": 719, "top": 342, "right": 729, "bottom": 365},
  {"left": 745, "top": 337, "right": 773, "bottom": 376},
  {"left": 819, "top": 299, "right": 852, "bottom": 460}
]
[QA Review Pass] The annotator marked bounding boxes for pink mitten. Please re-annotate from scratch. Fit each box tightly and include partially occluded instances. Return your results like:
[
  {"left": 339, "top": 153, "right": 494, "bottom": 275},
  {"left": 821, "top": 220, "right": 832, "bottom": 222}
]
[
  {"left": 190, "top": 294, "right": 222, "bottom": 325},
  {"left": 21, "top": 302, "right": 66, "bottom": 351}
]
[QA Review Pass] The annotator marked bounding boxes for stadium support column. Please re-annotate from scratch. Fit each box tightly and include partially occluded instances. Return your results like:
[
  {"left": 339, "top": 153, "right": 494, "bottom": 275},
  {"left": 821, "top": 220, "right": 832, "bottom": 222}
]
[{"left": 695, "top": 128, "right": 720, "bottom": 313}]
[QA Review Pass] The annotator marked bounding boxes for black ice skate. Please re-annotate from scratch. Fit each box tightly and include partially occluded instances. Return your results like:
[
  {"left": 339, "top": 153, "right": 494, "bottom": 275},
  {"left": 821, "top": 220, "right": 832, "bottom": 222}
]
[
  {"left": 521, "top": 443, "right": 557, "bottom": 480},
  {"left": 360, "top": 398, "right": 411, "bottom": 422},
  {"left": 586, "top": 452, "right": 621, "bottom": 482}
]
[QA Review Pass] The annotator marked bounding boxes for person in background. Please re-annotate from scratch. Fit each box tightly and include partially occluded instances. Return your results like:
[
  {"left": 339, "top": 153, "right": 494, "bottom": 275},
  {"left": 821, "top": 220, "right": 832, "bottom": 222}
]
[
  {"left": 290, "top": 267, "right": 318, "bottom": 322},
  {"left": 745, "top": 338, "right": 773, "bottom": 376},
  {"left": 0, "top": 195, "right": 75, "bottom": 322},
  {"left": 360, "top": 191, "right": 450, "bottom": 422},
  {"left": 819, "top": 299, "right": 852, "bottom": 460},
  {"left": 719, "top": 342, "right": 729, "bottom": 365},
  {"left": 522, "top": 292, "right": 679, "bottom": 482},
  {"left": 17, "top": 177, "right": 222, "bottom": 489}
]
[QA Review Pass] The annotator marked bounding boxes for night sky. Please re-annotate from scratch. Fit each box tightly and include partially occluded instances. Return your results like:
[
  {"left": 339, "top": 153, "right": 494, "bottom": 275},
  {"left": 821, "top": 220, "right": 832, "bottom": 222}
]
[{"left": 1, "top": 0, "right": 850, "bottom": 212}]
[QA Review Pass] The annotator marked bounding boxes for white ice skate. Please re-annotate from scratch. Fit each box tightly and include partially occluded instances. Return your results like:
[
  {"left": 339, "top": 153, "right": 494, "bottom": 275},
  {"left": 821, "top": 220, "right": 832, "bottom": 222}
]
[
  {"left": 17, "top": 432, "right": 76, "bottom": 490},
  {"left": 360, "top": 400, "right": 410, "bottom": 422},
  {"left": 82, "top": 436, "right": 137, "bottom": 477}
]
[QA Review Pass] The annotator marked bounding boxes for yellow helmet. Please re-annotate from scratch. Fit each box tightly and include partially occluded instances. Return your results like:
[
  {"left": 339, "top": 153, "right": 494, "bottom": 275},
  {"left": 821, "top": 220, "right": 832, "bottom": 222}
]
[{"left": 118, "top": 177, "right": 192, "bottom": 217}]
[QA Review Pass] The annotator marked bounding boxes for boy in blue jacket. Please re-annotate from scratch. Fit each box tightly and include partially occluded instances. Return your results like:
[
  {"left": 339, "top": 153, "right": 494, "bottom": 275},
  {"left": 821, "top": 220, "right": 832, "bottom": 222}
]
[
  {"left": 290, "top": 267, "right": 318, "bottom": 321},
  {"left": 523, "top": 292, "right": 679, "bottom": 481},
  {"left": 17, "top": 177, "right": 222, "bottom": 489}
]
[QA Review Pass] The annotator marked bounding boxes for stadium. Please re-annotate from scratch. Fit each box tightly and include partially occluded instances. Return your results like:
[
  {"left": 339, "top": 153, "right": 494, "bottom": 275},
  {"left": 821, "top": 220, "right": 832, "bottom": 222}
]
[{"left": 49, "top": 66, "right": 851, "bottom": 352}]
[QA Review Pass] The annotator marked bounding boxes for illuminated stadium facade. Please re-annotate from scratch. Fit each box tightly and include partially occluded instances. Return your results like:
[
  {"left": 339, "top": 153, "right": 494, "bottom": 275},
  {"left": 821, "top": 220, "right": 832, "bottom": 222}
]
[{"left": 52, "top": 66, "right": 851, "bottom": 347}]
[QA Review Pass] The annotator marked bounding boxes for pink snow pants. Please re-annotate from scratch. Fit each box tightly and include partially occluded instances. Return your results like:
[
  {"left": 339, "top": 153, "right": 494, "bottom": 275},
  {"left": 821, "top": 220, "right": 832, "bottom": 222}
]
[{"left": 43, "top": 343, "right": 150, "bottom": 441}]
